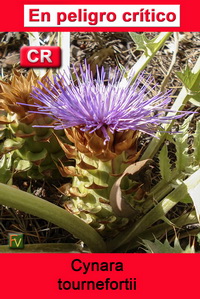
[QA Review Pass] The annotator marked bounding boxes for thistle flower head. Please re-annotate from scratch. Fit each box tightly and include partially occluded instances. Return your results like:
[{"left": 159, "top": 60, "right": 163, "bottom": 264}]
[
  {"left": 0, "top": 69, "right": 53, "bottom": 124},
  {"left": 27, "top": 65, "right": 188, "bottom": 142}
]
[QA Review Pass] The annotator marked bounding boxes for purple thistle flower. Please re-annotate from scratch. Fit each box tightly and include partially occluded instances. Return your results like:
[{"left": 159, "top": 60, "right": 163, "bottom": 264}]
[{"left": 24, "top": 65, "right": 190, "bottom": 142}]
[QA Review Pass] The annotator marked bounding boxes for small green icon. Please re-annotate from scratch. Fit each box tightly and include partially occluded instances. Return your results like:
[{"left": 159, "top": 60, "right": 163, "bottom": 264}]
[{"left": 9, "top": 233, "right": 24, "bottom": 249}]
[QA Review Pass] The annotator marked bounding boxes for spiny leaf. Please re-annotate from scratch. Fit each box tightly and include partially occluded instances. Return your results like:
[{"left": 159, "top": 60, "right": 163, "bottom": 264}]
[
  {"left": 176, "top": 65, "right": 200, "bottom": 106},
  {"left": 176, "top": 65, "right": 200, "bottom": 91},
  {"left": 107, "top": 168, "right": 200, "bottom": 252},
  {"left": 158, "top": 144, "right": 172, "bottom": 182},
  {"left": 141, "top": 56, "right": 200, "bottom": 160},
  {"left": 129, "top": 32, "right": 167, "bottom": 56},
  {"left": 174, "top": 116, "right": 193, "bottom": 173},
  {"left": 142, "top": 237, "right": 195, "bottom": 253}
]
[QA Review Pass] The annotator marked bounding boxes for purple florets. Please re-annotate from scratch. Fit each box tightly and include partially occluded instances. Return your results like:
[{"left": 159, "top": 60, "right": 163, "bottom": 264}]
[{"left": 26, "top": 65, "right": 189, "bottom": 142}]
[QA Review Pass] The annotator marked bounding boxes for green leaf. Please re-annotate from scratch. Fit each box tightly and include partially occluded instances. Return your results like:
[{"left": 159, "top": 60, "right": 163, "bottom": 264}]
[
  {"left": 109, "top": 160, "right": 152, "bottom": 218},
  {"left": 158, "top": 144, "right": 172, "bottom": 182},
  {"left": 142, "top": 237, "right": 195, "bottom": 253},
  {"left": 0, "top": 183, "right": 107, "bottom": 253},
  {"left": 174, "top": 116, "right": 193, "bottom": 173},
  {"left": 26, "top": 148, "right": 48, "bottom": 162},
  {"left": 0, "top": 138, "right": 24, "bottom": 154},
  {"left": 176, "top": 65, "right": 200, "bottom": 106},
  {"left": 33, "top": 129, "right": 52, "bottom": 141},
  {"left": 15, "top": 160, "right": 32, "bottom": 172},
  {"left": 177, "top": 65, "right": 200, "bottom": 92},
  {"left": 0, "top": 153, "right": 13, "bottom": 183},
  {"left": 130, "top": 32, "right": 170, "bottom": 56},
  {"left": 189, "top": 95, "right": 200, "bottom": 107},
  {"left": 124, "top": 32, "right": 172, "bottom": 84},
  {"left": 141, "top": 56, "right": 200, "bottom": 160},
  {"left": 194, "top": 121, "right": 200, "bottom": 164},
  {"left": 107, "top": 168, "right": 200, "bottom": 252},
  {"left": 187, "top": 182, "right": 200, "bottom": 222},
  {"left": 0, "top": 243, "right": 91, "bottom": 253},
  {"left": 27, "top": 168, "right": 43, "bottom": 179}
]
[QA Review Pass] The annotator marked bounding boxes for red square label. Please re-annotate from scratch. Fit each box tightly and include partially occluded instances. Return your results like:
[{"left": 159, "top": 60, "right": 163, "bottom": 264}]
[{"left": 20, "top": 46, "right": 61, "bottom": 68}]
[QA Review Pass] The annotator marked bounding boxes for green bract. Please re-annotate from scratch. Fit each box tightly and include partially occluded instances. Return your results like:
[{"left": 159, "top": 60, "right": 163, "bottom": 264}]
[{"left": 0, "top": 70, "right": 65, "bottom": 182}]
